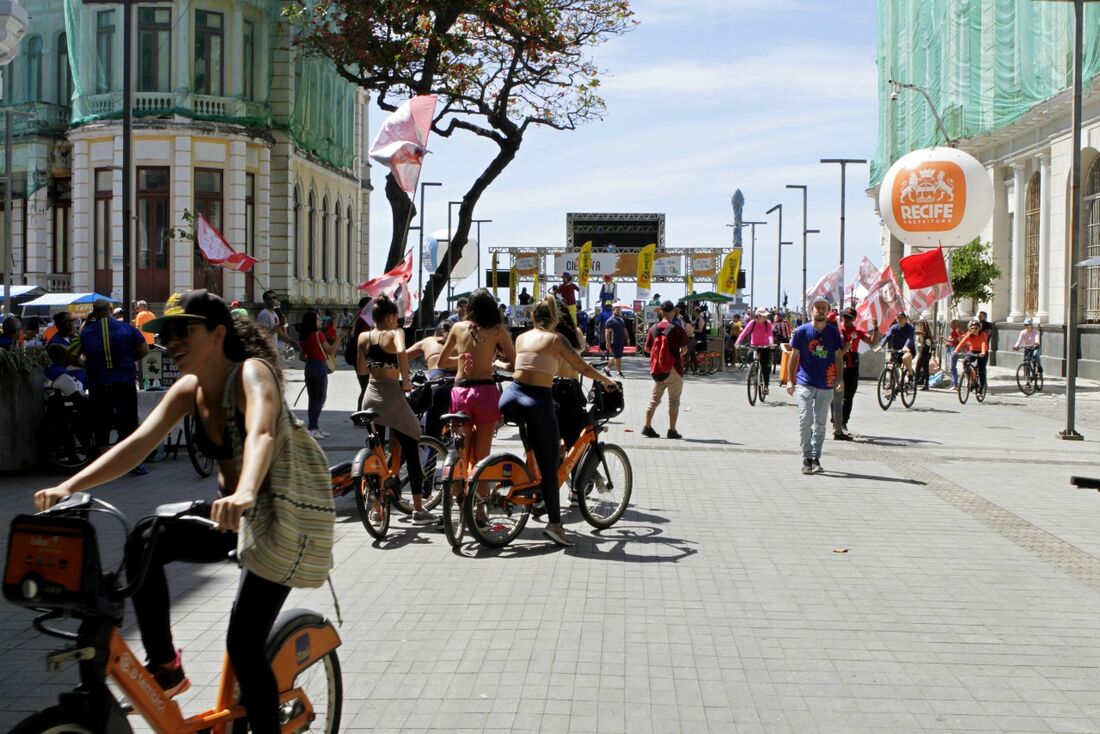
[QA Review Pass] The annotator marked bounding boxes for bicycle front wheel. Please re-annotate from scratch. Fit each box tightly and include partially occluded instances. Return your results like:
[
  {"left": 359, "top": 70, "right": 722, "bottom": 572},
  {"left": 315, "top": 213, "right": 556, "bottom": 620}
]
[
  {"left": 958, "top": 373, "right": 971, "bottom": 404},
  {"left": 1035, "top": 366, "right": 1044, "bottom": 392},
  {"left": 877, "top": 369, "right": 895, "bottom": 410},
  {"left": 10, "top": 706, "right": 105, "bottom": 734},
  {"left": 465, "top": 457, "right": 531, "bottom": 548},
  {"left": 184, "top": 415, "right": 215, "bottom": 477},
  {"left": 976, "top": 375, "right": 988, "bottom": 403},
  {"left": 393, "top": 436, "right": 446, "bottom": 514},
  {"left": 354, "top": 476, "right": 390, "bottom": 540},
  {"left": 746, "top": 364, "right": 759, "bottom": 406},
  {"left": 442, "top": 474, "right": 466, "bottom": 549},
  {"left": 900, "top": 369, "right": 918, "bottom": 408},
  {"left": 576, "top": 443, "right": 633, "bottom": 529},
  {"left": 1016, "top": 363, "right": 1035, "bottom": 396}
]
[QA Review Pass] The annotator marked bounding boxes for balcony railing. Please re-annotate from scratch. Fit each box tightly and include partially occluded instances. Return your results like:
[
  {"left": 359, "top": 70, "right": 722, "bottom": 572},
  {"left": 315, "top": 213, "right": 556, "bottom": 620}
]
[
  {"left": 46, "top": 273, "right": 71, "bottom": 292},
  {"left": 0, "top": 102, "right": 71, "bottom": 136},
  {"left": 80, "top": 92, "right": 271, "bottom": 126}
]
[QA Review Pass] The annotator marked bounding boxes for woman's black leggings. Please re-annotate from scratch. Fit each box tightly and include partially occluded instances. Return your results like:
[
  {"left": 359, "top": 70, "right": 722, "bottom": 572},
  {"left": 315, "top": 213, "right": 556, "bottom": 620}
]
[
  {"left": 424, "top": 384, "right": 452, "bottom": 440},
  {"left": 389, "top": 427, "right": 425, "bottom": 496},
  {"left": 127, "top": 501, "right": 291, "bottom": 734},
  {"left": 553, "top": 378, "right": 589, "bottom": 450},
  {"left": 499, "top": 382, "right": 562, "bottom": 523}
]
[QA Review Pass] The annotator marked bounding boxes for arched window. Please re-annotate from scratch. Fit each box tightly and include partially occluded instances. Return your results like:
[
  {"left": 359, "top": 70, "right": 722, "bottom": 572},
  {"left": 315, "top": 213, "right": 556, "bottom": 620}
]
[
  {"left": 307, "top": 190, "right": 316, "bottom": 280},
  {"left": 292, "top": 186, "right": 301, "bottom": 279},
  {"left": 1024, "top": 173, "right": 1040, "bottom": 316},
  {"left": 334, "top": 200, "right": 342, "bottom": 282},
  {"left": 57, "top": 33, "right": 72, "bottom": 106},
  {"left": 25, "top": 36, "right": 41, "bottom": 101},
  {"left": 1085, "top": 158, "right": 1100, "bottom": 322},
  {"left": 320, "top": 195, "right": 329, "bottom": 281}
]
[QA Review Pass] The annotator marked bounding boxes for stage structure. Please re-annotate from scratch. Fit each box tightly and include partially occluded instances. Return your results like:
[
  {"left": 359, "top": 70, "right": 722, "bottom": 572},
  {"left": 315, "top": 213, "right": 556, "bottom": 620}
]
[{"left": 565, "top": 212, "right": 666, "bottom": 250}]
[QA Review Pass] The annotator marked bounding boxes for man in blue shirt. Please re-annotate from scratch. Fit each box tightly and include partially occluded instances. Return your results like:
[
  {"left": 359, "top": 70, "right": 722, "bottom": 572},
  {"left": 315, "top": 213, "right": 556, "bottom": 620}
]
[
  {"left": 69, "top": 299, "right": 149, "bottom": 474},
  {"left": 604, "top": 306, "right": 628, "bottom": 377},
  {"left": 787, "top": 296, "right": 844, "bottom": 475},
  {"left": 879, "top": 311, "right": 915, "bottom": 373},
  {"left": 594, "top": 301, "right": 614, "bottom": 349}
]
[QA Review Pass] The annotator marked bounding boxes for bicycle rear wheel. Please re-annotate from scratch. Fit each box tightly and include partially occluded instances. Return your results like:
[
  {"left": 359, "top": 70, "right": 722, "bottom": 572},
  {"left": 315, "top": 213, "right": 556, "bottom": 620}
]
[
  {"left": 392, "top": 436, "right": 446, "bottom": 514},
  {"left": 10, "top": 705, "right": 102, "bottom": 734},
  {"left": 877, "top": 369, "right": 895, "bottom": 410},
  {"left": 1016, "top": 363, "right": 1035, "bottom": 396},
  {"left": 900, "top": 369, "right": 918, "bottom": 408},
  {"left": 576, "top": 443, "right": 633, "bottom": 529},
  {"left": 442, "top": 473, "right": 466, "bottom": 549},
  {"left": 354, "top": 476, "right": 390, "bottom": 540},
  {"left": 284, "top": 648, "right": 342, "bottom": 733},
  {"left": 183, "top": 415, "right": 215, "bottom": 477},
  {"left": 746, "top": 364, "right": 759, "bottom": 406},
  {"left": 464, "top": 457, "right": 531, "bottom": 548}
]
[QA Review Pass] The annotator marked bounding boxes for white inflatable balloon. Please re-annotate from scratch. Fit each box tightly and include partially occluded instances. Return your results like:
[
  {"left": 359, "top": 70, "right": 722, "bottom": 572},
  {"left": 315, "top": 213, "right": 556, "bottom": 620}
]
[
  {"left": 878, "top": 147, "right": 993, "bottom": 247},
  {"left": 425, "top": 229, "right": 478, "bottom": 280}
]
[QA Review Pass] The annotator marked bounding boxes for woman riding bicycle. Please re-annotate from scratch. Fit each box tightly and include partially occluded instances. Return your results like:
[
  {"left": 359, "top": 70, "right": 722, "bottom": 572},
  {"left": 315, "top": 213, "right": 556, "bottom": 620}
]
[
  {"left": 359, "top": 295, "right": 433, "bottom": 523},
  {"left": 502, "top": 297, "right": 619, "bottom": 547},
  {"left": 954, "top": 318, "right": 989, "bottom": 390},
  {"left": 33, "top": 289, "right": 305, "bottom": 734},
  {"left": 1013, "top": 318, "right": 1042, "bottom": 373},
  {"left": 407, "top": 319, "right": 456, "bottom": 440},
  {"left": 438, "top": 288, "right": 516, "bottom": 469},
  {"left": 735, "top": 308, "right": 774, "bottom": 394}
]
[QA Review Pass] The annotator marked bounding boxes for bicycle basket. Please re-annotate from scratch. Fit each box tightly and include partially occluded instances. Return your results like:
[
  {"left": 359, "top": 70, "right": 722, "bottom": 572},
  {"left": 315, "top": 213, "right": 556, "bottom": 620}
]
[
  {"left": 589, "top": 381, "right": 624, "bottom": 420},
  {"left": 3, "top": 514, "right": 112, "bottom": 614}
]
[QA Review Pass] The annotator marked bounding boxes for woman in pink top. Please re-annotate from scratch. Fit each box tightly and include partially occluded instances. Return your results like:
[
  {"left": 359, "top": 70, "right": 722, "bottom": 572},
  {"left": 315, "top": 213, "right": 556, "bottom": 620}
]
[
  {"left": 736, "top": 309, "right": 775, "bottom": 392},
  {"left": 1013, "top": 318, "right": 1043, "bottom": 374}
]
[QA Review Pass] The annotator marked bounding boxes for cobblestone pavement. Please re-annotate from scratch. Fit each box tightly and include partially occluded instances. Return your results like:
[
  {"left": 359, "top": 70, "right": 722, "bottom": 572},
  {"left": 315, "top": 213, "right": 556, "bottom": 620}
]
[{"left": 4, "top": 358, "right": 1100, "bottom": 733}]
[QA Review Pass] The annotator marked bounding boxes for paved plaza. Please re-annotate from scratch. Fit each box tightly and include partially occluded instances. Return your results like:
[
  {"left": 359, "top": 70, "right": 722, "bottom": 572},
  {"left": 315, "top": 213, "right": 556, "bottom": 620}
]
[{"left": 5, "top": 358, "right": 1100, "bottom": 733}]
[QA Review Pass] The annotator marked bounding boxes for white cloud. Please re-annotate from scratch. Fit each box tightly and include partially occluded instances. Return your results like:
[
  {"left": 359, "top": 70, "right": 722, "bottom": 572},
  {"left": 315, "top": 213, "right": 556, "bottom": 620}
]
[{"left": 634, "top": 0, "right": 811, "bottom": 24}]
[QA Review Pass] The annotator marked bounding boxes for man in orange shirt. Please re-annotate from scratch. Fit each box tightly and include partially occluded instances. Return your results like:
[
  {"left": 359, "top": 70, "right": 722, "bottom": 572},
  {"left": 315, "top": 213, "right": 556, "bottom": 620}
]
[
  {"left": 132, "top": 301, "right": 156, "bottom": 345},
  {"left": 953, "top": 318, "right": 989, "bottom": 391}
]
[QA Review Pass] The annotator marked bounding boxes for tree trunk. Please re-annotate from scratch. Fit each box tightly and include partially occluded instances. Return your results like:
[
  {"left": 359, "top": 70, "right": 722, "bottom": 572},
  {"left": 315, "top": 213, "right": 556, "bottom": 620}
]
[
  {"left": 384, "top": 173, "right": 415, "bottom": 272},
  {"left": 413, "top": 139, "right": 519, "bottom": 326}
]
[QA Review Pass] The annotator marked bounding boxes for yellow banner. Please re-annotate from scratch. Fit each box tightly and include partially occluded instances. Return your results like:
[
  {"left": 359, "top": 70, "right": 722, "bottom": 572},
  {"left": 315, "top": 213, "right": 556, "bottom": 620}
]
[
  {"left": 717, "top": 248, "right": 742, "bottom": 295},
  {"left": 491, "top": 252, "right": 499, "bottom": 299},
  {"left": 636, "top": 243, "right": 657, "bottom": 291},
  {"left": 509, "top": 266, "right": 517, "bottom": 306},
  {"left": 686, "top": 272, "right": 693, "bottom": 294},
  {"left": 578, "top": 241, "right": 593, "bottom": 287},
  {"left": 533, "top": 270, "right": 539, "bottom": 300}
]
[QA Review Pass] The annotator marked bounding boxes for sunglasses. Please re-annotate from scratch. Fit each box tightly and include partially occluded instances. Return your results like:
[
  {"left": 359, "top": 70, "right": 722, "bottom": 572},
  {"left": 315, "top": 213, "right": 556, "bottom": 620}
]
[{"left": 158, "top": 320, "right": 198, "bottom": 343}]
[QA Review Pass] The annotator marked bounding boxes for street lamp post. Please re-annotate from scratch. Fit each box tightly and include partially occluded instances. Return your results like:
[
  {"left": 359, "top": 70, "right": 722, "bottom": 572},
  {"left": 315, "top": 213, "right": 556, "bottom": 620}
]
[
  {"left": 1038, "top": 0, "right": 1098, "bottom": 441},
  {"left": 786, "top": 184, "right": 815, "bottom": 316},
  {"left": 472, "top": 218, "right": 492, "bottom": 289},
  {"left": 766, "top": 204, "right": 793, "bottom": 308},
  {"left": 742, "top": 221, "right": 766, "bottom": 306},
  {"left": 414, "top": 181, "right": 442, "bottom": 330},
  {"left": 820, "top": 158, "right": 867, "bottom": 297}
]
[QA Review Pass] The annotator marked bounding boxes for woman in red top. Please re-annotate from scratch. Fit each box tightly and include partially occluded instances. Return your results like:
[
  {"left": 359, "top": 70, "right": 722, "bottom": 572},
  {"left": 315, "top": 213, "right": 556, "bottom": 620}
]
[
  {"left": 297, "top": 310, "right": 336, "bottom": 438},
  {"left": 953, "top": 319, "right": 989, "bottom": 390}
]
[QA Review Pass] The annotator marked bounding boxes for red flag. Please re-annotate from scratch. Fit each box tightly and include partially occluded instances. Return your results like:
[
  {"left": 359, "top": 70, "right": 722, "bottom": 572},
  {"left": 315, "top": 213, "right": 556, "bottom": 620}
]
[
  {"left": 368, "top": 95, "right": 437, "bottom": 193},
  {"left": 899, "top": 246, "right": 949, "bottom": 289},
  {"left": 855, "top": 266, "right": 904, "bottom": 335},
  {"left": 195, "top": 214, "right": 258, "bottom": 272}
]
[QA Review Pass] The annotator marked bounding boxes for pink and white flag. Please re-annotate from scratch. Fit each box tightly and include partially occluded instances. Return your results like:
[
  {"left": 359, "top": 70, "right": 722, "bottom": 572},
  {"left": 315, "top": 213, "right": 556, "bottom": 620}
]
[
  {"left": 856, "top": 256, "right": 878, "bottom": 289},
  {"left": 368, "top": 95, "right": 438, "bottom": 193},
  {"left": 804, "top": 265, "right": 843, "bottom": 312},
  {"left": 908, "top": 280, "right": 954, "bottom": 313},
  {"left": 195, "top": 214, "right": 258, "bottom": 272},
  {"left": 855, "top": 265, "right": 904, "bottom": 335},
  {"left": 358, "top": 250, "right": 414, "bottom": 297}
]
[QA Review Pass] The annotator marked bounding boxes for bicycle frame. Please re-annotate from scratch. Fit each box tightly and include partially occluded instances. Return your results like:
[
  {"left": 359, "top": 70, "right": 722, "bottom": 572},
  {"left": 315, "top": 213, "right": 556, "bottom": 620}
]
[{"left": 471, "top": 422, "right": 602, "bottom": 501}]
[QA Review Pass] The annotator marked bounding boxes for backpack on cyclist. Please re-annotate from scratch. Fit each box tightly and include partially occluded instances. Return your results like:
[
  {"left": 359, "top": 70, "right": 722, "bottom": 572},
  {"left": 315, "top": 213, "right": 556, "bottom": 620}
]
[{"left": 649, "top": 323, "right": 676, "bottom": 381}]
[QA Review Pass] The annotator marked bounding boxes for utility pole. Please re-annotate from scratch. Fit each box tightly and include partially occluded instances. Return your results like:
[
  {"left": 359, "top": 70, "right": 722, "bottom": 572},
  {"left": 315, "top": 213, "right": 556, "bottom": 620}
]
[
  {"left": 766, "top": 204, "right": 792, "bottom": 308},
  {"left": 742, "top": 221, "right": 766, "bottom": 306},
  {"left": 472, "top": 218, "right": 492, "bottom": 290}
]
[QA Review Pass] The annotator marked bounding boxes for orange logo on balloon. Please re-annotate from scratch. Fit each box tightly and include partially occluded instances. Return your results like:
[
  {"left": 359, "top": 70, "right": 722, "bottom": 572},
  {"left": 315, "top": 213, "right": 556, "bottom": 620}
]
[{"left": 891, "top": 161, "right": 966, "bottom": 232}]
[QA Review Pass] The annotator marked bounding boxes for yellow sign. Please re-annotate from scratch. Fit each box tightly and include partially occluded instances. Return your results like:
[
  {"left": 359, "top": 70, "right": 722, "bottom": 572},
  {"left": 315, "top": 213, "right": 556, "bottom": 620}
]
[
  {"left": 636, "top": 243, "right": 656, "bottom": 291},
  {"left": 717, "top": 249, "right": 742, "bottom": 295},
  {"left": 509, "top": 266, "right": 517, "bottom": 306},
  {"left": 578, "top": 241, "right": 593, "bottom": 287}
]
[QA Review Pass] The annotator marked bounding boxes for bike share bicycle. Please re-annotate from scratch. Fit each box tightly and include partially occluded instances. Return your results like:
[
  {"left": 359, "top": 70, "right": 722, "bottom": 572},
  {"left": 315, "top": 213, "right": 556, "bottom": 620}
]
[
  {"left": 958, "top": 351, "right": 988, "bottom": 404},
  {"left": 1015, "top": 345, "right": 1044, "bottom": 396},
  {"left": 877, "top": 349, "right": 918, "bottom": 410},
  {"left": 4, "top": 493, "right": 342, "bottom": 733},
  {"left": 745, "top": 346, "right": 774, "bottom": 406},
  {"left": 462, "top": 379, "right": 633, "bottom": 549}
]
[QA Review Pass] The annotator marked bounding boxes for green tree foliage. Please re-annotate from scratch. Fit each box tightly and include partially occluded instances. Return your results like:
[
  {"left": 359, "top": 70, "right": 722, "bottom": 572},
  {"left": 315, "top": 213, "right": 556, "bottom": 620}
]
[
  {"left": 950, "top": 238, "right": 1003, "bottom": 306},
  {"left": 289, "top": 0, "right": 636, "bottom": 318}
]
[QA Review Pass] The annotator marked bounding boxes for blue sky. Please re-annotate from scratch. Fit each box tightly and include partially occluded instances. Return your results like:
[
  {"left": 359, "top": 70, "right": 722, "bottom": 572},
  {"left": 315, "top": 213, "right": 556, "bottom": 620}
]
[{"left": 366, "top": 0, "right": 881, "bottom": 307}]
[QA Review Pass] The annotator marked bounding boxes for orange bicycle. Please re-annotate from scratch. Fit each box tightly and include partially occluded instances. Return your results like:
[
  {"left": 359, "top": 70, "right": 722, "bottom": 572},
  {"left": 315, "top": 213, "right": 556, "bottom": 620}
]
[
  {"left": 4, "top": 492, "right": 342, "bottom": 733},
  {"left": 348, "top": 409, "right": 445, "bottom": 540},
  {"left": 463, "top": 381, "right": 633, "bottom": 548}
]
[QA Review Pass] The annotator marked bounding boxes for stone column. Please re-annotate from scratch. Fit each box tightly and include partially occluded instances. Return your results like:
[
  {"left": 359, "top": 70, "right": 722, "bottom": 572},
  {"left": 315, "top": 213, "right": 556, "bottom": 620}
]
[
  {"left": 257, "top": 145, "right": 271, "bottom": 297},
  {"left": 71, "top": 139, "right": 91, "bottom": 292},
  {"left": 171, "top": 135, "right": 193, "bottom": 293},
  {"left": 225, "top": 139, "right": 247, "bottom": 300},
  {"left": 230, "top": 6, "right": 244, "bottom": 99},
  {"left": 24, "top": 143, "right": 50, "bottom": 286},
  {"left": 1037, "top": 151, "right": 1051, "bottom": 322},
  {"left": 111, "top": 134, "right": 123, "bottom": 299},
  {"left": 1009, "top": 162, "right": 1027, "bottom": 321}
]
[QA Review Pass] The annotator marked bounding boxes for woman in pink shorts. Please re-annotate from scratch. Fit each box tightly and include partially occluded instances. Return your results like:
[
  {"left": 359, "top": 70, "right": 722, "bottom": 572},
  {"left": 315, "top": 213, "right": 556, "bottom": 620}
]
[{"left": 439, "top": 289, "right": 516, "bottom": 466}]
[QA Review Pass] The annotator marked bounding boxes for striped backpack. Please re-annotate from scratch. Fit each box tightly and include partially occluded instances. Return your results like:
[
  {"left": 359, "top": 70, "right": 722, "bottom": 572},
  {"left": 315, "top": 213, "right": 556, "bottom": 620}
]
[{"left": 224, "top": 360, "right": 335, "bottom": 588}]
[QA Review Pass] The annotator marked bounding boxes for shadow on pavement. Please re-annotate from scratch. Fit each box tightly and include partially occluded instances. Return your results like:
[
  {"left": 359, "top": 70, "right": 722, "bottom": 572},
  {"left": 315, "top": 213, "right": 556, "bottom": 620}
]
[
  {"left": 821, "top": 470, "right": 926, "bottom": 486},
  {"left": 906, "top": 407, "right": 961, "bottom": 414},
  {"left": 572, "top": 524, "right": 698, "bottom": 563},
  {"left": 679, "top": 438, "right": 739, "bottom": 445},
  {"left": 856, "top": 434, "right": 943, "bottom": 446}
]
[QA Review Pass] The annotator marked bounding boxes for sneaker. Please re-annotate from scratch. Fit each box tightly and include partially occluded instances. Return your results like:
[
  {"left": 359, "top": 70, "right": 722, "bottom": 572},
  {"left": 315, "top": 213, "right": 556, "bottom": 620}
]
[
  {"left": 666, "top": 429, "right": 682, "bottom": 440},
  {"left": 130, "top": 463, "right": 149, "bottom": 477},
  {"left": 318, "top": 429, "right": 331, "bottom": 438},
  {"left": 411, "top": 510, "right": 436, "bottom": 524},
  {"left": 147, "top": 650, "right": 190, "bottom": 698},
  {"left": 801, "top": 459, "right": 813, "bottom": 475},
  {"left": 543, "top": 525, "right": 574, "bottom": 547},
  {"left": 833, "top": 432, "right": 853, "bottom": 441},
  {"left": 811, "top": 459, "right": 824, "bottom": 474},
  {"left": 309, "top": 429, "right": 326, "bottom": 440},
  {"left": 641, "top": 425, "right": 660, "bottom": 438},
  {"left": 617, "top": 371, "right": 624, "bottom": 378}
]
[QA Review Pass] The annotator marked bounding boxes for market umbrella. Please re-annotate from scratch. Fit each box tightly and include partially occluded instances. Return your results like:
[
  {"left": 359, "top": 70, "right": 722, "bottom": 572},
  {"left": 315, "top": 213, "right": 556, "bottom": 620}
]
[
  {"left": 682, "top": 291, "right": 734, "bottom": 303},
  {"left": 447, "top": 291, "right": 473, "bottom": 301}
]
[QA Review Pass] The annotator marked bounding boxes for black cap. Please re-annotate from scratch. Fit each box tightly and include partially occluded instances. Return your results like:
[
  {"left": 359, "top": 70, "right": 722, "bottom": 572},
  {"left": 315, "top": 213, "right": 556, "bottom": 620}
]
[
  {"left": 842, "top": 307, "right": 857, "bottom": 320},
  {"left": 142, "top": 289, "right": 246, "bottom": 360}
]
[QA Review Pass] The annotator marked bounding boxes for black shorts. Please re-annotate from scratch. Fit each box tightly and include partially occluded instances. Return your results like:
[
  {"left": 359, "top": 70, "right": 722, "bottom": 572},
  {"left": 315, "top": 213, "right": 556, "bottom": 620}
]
[{"left": 88, "top": 382, "right": 139, "bottom": 446}]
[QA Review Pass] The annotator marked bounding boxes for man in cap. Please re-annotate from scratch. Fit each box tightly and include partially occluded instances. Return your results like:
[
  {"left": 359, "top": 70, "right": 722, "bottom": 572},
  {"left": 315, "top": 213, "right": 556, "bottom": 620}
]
[
  {"left": 833, "top": 307, "right": 876, "bottom": 440},
  {"left": 70, "top": 298, "right": 150, "bottom": 473},
  {"left": 787, "top": 296, "right": 843, "bottom": 473},
  {"left": 877, "top": 311, "right": 915, "bottom": 374}
]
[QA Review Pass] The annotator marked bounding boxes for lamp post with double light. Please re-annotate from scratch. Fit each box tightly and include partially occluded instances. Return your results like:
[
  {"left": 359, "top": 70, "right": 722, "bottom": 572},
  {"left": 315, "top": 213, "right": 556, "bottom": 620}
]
[{"left": 766, "top": 204, "right": 793, "bottom": 308}]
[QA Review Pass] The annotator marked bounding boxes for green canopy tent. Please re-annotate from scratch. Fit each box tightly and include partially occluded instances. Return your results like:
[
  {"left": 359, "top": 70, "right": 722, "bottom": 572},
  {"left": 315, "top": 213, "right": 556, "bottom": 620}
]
[{"left": 682, "top": 291, "right": 734, "bottom": 303}]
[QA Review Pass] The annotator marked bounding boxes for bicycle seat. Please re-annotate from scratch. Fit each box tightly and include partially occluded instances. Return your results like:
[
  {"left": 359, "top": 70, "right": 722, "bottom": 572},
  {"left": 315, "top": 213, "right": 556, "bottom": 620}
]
[
  {"left": 441, "top": 412, "right": 471, "bottom": 426},
  {"left": 155, "top": 499, "right": 206, "bottom": 519},
  {"left": 351, "top": 409, "right": 379, "bottom": 427}
]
